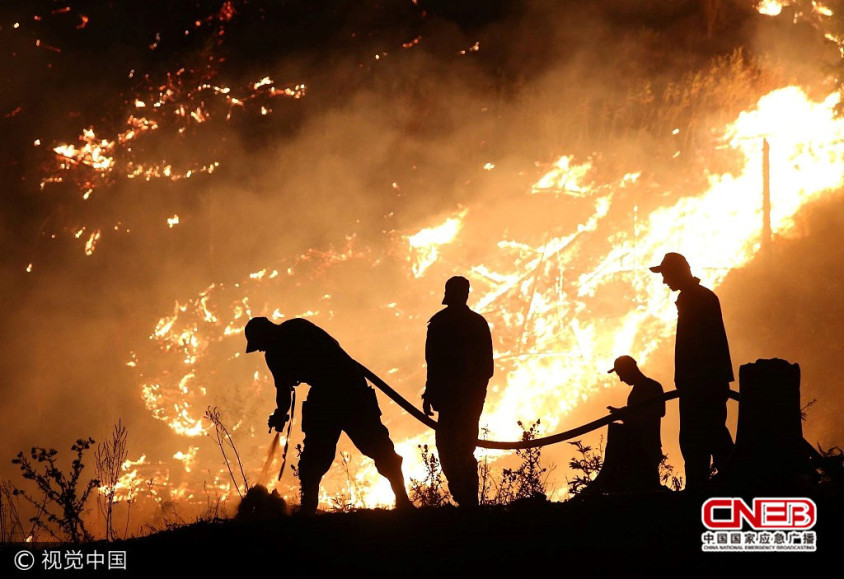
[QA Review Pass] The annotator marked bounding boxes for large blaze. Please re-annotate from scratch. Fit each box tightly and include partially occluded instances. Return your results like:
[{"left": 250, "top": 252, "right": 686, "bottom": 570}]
[
  {"left": 4, "top": 1, "right": 844, "bottom": 527},
  {"left": 125, "top": 84, "right": 844, "bottom": 509}
]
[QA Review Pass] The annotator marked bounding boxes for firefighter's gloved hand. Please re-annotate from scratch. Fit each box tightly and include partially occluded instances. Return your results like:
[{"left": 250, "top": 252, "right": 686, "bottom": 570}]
[{"left": 267, "top": 409, "right": 289, "bottom": 433}]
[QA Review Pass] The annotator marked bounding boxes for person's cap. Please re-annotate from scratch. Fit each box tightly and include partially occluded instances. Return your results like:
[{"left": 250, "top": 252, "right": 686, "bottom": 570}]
[
  {"left": 244, "top": 316, "right": 274, "bottom": 353},
  {"left": 607, "top": 355, "right": 638, "bottom": 375},
  {"left": 649, "top": 252, "right": 690, "bottom": 274},
  {"left": 442, "top": 276, "right": 471, "bottom": 305}
]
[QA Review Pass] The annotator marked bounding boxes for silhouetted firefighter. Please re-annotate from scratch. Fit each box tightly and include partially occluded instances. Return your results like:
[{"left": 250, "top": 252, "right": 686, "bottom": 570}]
[
  {"left": 245, "top": 316, "right": 412, "bottom": 513},
  {"left": 650, "top": 252, "right": 735, "bottom": 491},
  {"left": 423, "top": 276, "right": 494, "bottom": 507},
  {"left": 605, "top": 356, "right": 665, "bottom": 491}
]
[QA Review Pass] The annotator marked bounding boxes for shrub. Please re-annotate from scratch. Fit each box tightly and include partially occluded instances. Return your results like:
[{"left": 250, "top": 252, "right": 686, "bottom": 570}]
[
  {"left": 409, "top": 445, "right": 451, "bottom": 508},
  {"left": 566, "top": 438, "right": 604, "bottom": 497},
  {"left": 494, "top": 420, "right": 549, "bottom": 504},
  {"left": 12, "top": 438, "right": 100, "bottom": 542},
  {"left": 95, "top": 420, "right": 129, "bottom": 541}
]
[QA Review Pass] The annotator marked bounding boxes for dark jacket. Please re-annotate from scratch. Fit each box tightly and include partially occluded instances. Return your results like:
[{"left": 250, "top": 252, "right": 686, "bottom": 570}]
[
  {"left": 264, "top": 318, "right": 363, "bottom": 396},
  {"left": 674, "top": 279, "right": 734, "bottom": 393},
  {"left": 424, "top": 305, "right": 493, "bottom": 406},
  {"left": 626, "top": 377, "right": 665, "bottom": 460}
]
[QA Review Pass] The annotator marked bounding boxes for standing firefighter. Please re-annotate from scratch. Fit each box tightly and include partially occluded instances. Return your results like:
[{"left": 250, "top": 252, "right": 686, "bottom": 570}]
[
  {"left": 245, "top": 316, "right": 412, "bottom": 513},
  {"left": 650, "top": 252, "right": 735, "bottom": 491},
  {"left": 423, "top": 276, "right": 494, "bottom": 507}
]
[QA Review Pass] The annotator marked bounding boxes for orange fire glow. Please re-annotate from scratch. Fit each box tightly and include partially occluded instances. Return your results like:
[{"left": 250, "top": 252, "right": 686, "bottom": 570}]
[{"left": 128, "top": 84, "right": 844, "bottom": 509}]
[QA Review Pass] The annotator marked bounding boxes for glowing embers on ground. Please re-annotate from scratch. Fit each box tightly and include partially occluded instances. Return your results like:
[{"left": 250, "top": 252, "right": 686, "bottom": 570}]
[{"left": 134, "top": 85, "right": 844, "bottom": 509}]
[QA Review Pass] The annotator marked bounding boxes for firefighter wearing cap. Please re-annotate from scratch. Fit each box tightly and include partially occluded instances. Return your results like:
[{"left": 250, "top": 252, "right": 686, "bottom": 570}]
[
  {"left": 650, "top": 252, "right": 735, "bottom": 490},
  {"left": 607, "top": 355, "right": 665, "bottom": 489},
  {"left": 423, "top": 276, "right": 494, "bottom": 507},
  {"left": 245, "top": 316, "right": 412, "bottom": 513}
]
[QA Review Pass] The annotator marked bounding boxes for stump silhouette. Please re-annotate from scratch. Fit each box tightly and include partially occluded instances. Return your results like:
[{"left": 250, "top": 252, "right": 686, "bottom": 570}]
[{"left": 723, "top": 358, "right": 814, "bottom": 494}]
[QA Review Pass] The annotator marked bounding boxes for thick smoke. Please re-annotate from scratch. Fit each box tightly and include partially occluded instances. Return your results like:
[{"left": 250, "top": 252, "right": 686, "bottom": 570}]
[{"left": 1, "top": 0, "right": 843, "bottom": 525}]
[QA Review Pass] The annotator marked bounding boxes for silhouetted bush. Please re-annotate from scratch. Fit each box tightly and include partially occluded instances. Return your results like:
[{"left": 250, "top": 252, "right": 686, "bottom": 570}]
[
  {"left": 494, "top": 420, "right": 549, "bottom": 504},
  {"left": 95, "top": 420, "right": 128, "bottom": 541},
  {"left": 409, "top": 444, "right": 451, "bottom": 508},
  {"left": 12, "top": 438, "right": 100, "bottom": 542},
  {"left": 566, "top": 438, "right": 604, "bottom": 497},
  {"left": 235, "top": 484, "right": 288, "bottom": 520}
]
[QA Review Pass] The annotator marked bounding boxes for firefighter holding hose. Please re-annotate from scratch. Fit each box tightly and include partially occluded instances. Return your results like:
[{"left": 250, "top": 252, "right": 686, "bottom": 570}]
[{"left": 245, "top": 316, "right": 412, "bottom": 514}]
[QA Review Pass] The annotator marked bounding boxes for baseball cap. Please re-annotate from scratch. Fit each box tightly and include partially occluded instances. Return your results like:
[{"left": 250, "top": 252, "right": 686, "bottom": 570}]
[
  {"left": 244, "top": 316, "right": 274, "bottom": 353},
  {"left": 607, "top": 355, "right": 638, "bottom": 375},
  {"left": 649, "top": 252, "right": 690, "bottom": 274}
]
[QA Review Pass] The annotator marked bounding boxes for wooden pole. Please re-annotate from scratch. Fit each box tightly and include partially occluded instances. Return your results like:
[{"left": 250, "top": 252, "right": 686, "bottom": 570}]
[{"left": 762, "top": 138, "right": 771, "bottom": 257}]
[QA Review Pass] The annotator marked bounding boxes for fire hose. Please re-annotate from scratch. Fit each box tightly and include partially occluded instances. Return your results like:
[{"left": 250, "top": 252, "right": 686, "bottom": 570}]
[
  {"left": 358, "top": 362, "right": 749, "bottom": 450},
  {"left": 263, "top": 362, "right": 822, "bottom": 480},
  {"left": 362, "top": 362, "right": 825, "bottom": 460}
]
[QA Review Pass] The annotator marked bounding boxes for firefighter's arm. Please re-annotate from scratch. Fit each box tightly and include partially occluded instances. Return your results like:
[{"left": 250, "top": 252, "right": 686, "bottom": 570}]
[
  {"left": 268, "top": 385, "right": 293, "bottom": 432},
  {"left": 267, "top": 358, "right": 297, "bottom": 432}
]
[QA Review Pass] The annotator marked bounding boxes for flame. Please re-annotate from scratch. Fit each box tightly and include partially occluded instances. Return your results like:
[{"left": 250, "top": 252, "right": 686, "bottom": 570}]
[
  {"left": 130, "top": 84, "right": 844, "bottom": 510},
  {"left": 814, "top": 2, "right": 834, "bottom": 17},
  {"left": 173, "top": 447, "right": 200, "bottom": 473},
  {"left": 532, "top": 156, "right": 593, "bottom": 197},
  {"left": 407, "top": 209, "right": 468, "bottom": 277},
  {"left": 99, "top": 454, "right": 148, "bottom": 503},
  {"left": 39, "top": 66, "right": 305, "bottom": 256},
  {"left": 757, "top": 0, "right": 837, "bottom": 19},
  {"left": 84, "top": 230, "right": 101, "bottom": 256},
  {"left": 758, "top": 0, "right": 786, "bottom": 16},
  {"left": 53, "top": 129, "right": 115, "bottom": 173},
  {"left": 473, "top": 86, "right": 844, "bottom": 441}
]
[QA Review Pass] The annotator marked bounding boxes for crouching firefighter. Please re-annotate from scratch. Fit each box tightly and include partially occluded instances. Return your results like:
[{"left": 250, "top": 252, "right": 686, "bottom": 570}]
[{"left": 245, "top": 316, "right": 413, "bottom": 514}]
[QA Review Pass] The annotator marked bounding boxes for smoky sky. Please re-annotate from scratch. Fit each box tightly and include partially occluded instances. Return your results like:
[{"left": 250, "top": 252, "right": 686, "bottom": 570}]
[{"left": 1, "top": 0, "right": 842, "bottom": 497}]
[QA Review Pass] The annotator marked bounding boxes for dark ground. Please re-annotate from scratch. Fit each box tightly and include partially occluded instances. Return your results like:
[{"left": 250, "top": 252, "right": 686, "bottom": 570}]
[{"left": 3, "top": 491, "right": 841, "bottom": 577}]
